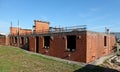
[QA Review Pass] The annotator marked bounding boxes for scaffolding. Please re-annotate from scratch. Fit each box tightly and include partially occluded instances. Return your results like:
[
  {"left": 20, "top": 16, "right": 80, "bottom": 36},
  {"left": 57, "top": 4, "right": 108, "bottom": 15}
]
[
  {"left": 10, "top": 25, "right": 87, "bottom": 36},
  {"left": 33, "top": 25, "right": 87, "bottom": 34}
]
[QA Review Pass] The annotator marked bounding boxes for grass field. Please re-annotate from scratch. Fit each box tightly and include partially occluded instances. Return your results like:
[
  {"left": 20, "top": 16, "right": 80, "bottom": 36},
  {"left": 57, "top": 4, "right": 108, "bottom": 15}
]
[
  {"left": 0, "top": 45, "right": 119, "bottom": 72},
  {"left": 0, "top": 45, "right": 81, "bottom": 72}
]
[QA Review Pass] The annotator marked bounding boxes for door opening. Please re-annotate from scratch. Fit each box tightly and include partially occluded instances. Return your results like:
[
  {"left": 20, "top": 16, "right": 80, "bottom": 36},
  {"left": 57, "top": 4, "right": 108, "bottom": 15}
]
[{"left": 36, "top": 36, "right": 39, "bottom": 53}]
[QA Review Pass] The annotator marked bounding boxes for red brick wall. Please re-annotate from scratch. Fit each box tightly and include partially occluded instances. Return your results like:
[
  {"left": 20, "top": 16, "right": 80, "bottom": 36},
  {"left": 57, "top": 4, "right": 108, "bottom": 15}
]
[
  {"left": 29, "top": 36, "right": 36, "bottom": 52},
  {"left": 5, "top": 36, "right": 10, "bottom": 46},
  {"left": 0, "top": 35, "right": 10, "bottom": 46},
  {"left": 9, "top": 31, "right": 115, "bottom": 63},
  {"left": 34, "top": 20, "right": 49, "bottom": 34},
  {"left": 30, "top": 33, "right": 87, "bottom": 62},
  {"left": 10, "top": 27, "right": 19, "bottom": 35},
  {"left": 86, "top": 32, "right": 115, "bottom": 63},
  {"left": 0, "top": 36, "right": 6, "bottom": 45},
  {"left": 20, "top": 29, "right": 32, "bottom": 35},
  {"left": 10, "top": 27, "right": 32, "bottom": 35},
  {"left": 110, "top": 36, "right": 115, "bottom": 52}
]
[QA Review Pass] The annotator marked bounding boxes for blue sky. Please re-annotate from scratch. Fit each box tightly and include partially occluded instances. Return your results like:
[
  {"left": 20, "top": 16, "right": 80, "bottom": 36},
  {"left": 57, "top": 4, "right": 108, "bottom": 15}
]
[{"left": 0, "top": 0, "right": 120, "bottom": 34}]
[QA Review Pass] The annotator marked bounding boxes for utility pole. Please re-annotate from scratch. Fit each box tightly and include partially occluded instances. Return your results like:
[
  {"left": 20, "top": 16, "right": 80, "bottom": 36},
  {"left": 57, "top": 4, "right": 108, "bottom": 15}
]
[
  {"left": 10, "top": 21, "right": 12, "bottom": 45},
  {"left": 11, "top": 21, "right": 12, "bottom": 27},
  {"left": 10, "top": 21, "right": 12, "bottom": 35},
  {"left": 18, "top": 20, "right": 20, "bottom": 47}
]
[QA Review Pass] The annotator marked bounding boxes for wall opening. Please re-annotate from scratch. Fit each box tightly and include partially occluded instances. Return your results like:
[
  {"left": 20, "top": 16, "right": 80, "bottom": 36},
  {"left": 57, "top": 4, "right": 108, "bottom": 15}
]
[
  {"left": 21, "top": 37, "right": 24, "bottom": 45},
  {"left": 11, "top": 37, "right": 14, "bottom": 45},
  {"left": 44, "top": 36, "right": 50, "bottom": 48},
  {"left": 104, "top": 36, "right": 107, "bottom": 46},
  {"left": 36, "top": 36, "right": 39, "bottom": 53},
  {"left": 67, "top": 35, "right": 76, "bottom": 52},
  {"left": 26, "top": 37, "right": 29, "bottom": 50},
  {"left": 15, "top": 37, "right": 17, "bottom": 43}
]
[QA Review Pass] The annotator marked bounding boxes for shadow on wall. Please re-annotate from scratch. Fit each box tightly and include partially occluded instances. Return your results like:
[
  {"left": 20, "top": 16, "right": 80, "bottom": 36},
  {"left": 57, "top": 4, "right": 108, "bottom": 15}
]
[{"left": 74, "top": 64, "right": 119, "bottom": 72}]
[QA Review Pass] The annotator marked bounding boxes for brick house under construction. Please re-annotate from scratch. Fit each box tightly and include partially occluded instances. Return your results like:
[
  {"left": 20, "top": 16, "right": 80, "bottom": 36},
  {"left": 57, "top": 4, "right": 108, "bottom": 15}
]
[
  {"left": 8, "top": 20, "right": 115, "bottom": 63},
  {"left": 0, "top": 34, "right": 9, "bottom": 45}
]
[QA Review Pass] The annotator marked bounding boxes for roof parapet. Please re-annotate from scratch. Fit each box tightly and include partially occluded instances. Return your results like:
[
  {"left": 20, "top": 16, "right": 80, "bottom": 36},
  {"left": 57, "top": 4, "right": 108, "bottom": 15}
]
[{"left": 34, "top": 20, "right": 50, "bottom": 24}]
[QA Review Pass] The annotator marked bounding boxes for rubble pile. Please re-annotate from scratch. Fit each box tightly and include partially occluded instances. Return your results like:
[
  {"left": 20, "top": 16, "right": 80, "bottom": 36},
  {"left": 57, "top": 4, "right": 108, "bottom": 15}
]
[
  {"left": 111, "top": 56, "right": 120, "bottom": 66},
  {"left": 102, "top": 55, "right": 120, "bottom": 71}
]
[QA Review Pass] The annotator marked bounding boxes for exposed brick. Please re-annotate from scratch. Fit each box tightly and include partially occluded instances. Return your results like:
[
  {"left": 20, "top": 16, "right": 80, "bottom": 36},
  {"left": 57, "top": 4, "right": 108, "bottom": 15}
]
[{"left": 7, "top": 20, "right": 116, "bottom": 63}]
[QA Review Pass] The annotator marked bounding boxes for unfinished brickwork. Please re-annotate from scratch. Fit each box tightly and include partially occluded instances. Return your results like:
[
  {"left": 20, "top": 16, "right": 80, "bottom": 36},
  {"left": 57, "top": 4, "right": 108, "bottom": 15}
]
[
  {"left": 10, "top": 27, "right": 19, "bottom": 35},
  {"left": 19, "top": 29, "right": 32, "bottom": 35},
  {"left": 7, "top": 20, "right": 116, "bottom": 63},
  {"left": 33, "top": 20, "right": 49, "bottom": 34},
  {"left": 10, "top": 27, "right": 32, "bottom": 35},
  {"left": 0, "top": 35, "right": 6, "bottom": 45},
  {"left": 86, "top": 31, "right": 115, "bottom": 63},
  {"left": 22, "top": 31, "right": 87, "bottom": 62}
]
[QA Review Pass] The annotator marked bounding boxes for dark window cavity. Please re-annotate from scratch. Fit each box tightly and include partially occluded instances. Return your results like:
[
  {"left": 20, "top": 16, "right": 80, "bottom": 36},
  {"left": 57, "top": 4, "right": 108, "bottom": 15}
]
[
  {"left": 67, "top": 35, "right": 76, "bottom": 52},
  {"left": 44, "top": 36, "right": 50, "bottom": 48},
  {"left": 36, "top": 36, "right": 39, "bottom": 53},
  {"left": 21, "top": 37, "right": 24, "bottom": 45},
  {"left": 15, "top": 37, "right": 17, "bottom": 43},
  {"left": 104, "top": 36, "right": 107, "bottom": 46}
]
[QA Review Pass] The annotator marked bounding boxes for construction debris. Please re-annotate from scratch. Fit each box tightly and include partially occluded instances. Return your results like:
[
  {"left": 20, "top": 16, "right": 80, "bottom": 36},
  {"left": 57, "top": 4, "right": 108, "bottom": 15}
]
[{"left": 102, "top": 55, "right": 120, "bottom": 71}]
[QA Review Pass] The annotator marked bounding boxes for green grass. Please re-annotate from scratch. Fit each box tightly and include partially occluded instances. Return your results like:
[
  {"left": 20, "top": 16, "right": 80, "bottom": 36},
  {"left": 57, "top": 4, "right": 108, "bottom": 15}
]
[
  {"left": 0, "top": 45, "right": 81, "bottom": 72},
  {"left": 0, "top": 45, "right": 118, "bottom": 72}
]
